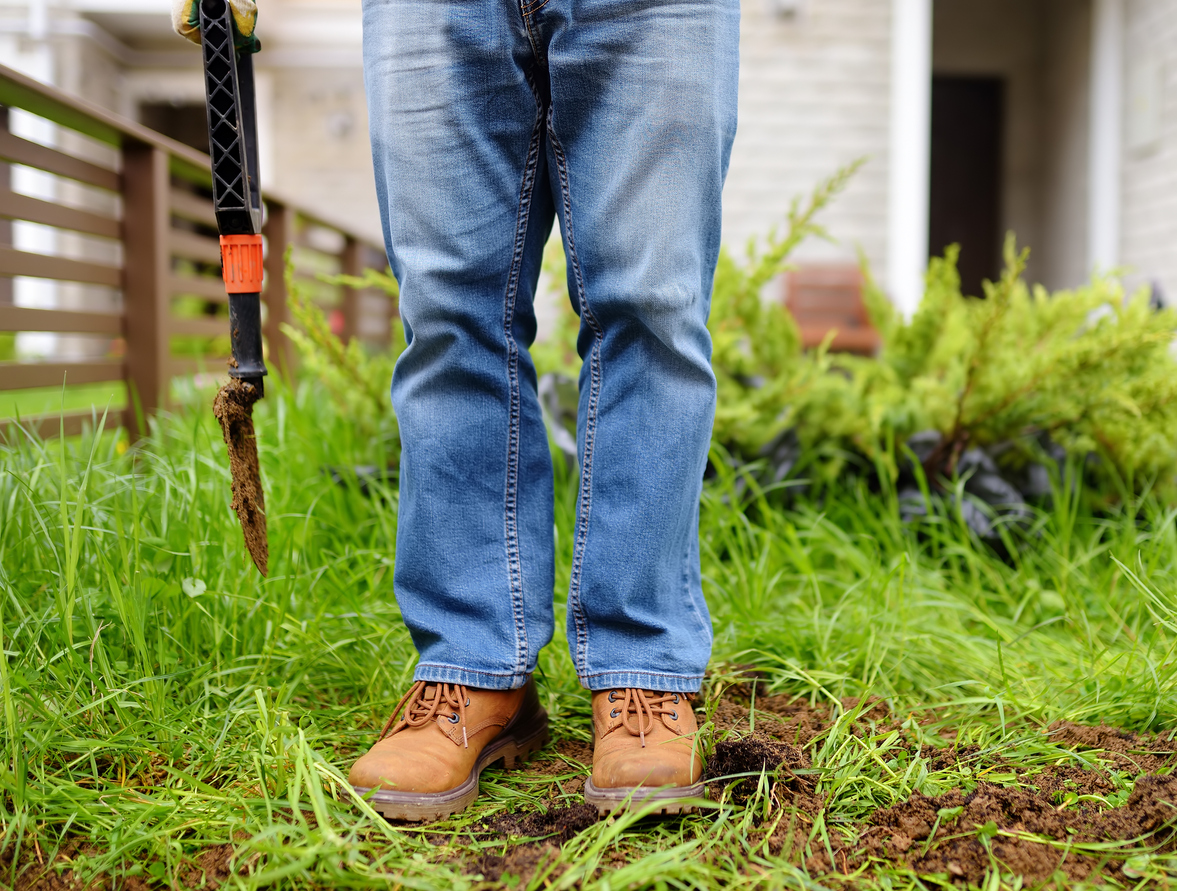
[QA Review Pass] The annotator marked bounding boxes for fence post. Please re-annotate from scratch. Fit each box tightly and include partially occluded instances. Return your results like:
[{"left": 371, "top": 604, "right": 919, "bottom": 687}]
[
  {"left": 121, "top": 141, "right": 171, "bottom": 439},
  {"left": 0, "top": 107, "right": 12, "bottom": 307},
  {"left": 263, "top": 199, "right": 295, "bottom": 379},
  {"left": 340, "top": 235, "right": 363, "bottom": 344}
]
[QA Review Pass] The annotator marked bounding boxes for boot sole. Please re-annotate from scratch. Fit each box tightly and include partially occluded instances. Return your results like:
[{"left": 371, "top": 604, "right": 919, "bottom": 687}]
[
  {"left": 583, "top": 778, "right": 706, "bottom": 817},
  {"left": 352, "top": 712, "right": 550, "bottom": 822}
]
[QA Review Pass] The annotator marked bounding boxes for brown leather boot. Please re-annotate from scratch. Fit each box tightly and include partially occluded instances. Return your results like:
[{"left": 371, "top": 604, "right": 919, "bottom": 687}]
[
  {"left": 584, "top": 689, "right": 705, "bottom": 815},
  {"left": 348, "top": 678, "right": 549, "bottom": 821}
]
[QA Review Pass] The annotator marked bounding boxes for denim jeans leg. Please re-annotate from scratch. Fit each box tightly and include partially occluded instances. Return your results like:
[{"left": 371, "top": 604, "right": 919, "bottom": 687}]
[
  {"left": 362, "top": 0, "right": 557, "bottom": 689},
  {"left": 531, "top": 0, "right": 740, "bottom": 692}
]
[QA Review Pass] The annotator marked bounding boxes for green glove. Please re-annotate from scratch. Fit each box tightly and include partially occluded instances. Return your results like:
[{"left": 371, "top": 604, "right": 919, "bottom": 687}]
[{"left": 173, "top": 0, "right": 260, "bottom": 53}]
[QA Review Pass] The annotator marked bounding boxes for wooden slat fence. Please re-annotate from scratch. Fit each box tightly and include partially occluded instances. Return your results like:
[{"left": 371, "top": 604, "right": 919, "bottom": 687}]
[{"left": 0, "top": 62, "right": 392, "bottom": 442}]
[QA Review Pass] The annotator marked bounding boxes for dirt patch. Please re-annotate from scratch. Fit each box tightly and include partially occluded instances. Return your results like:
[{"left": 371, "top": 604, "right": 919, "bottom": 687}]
[
  {"left": 1048, "top": 720, "right": 1177, "bottom": 774},
  {"left": 213, "top": 378, "right": 267, "bottom": 576},
  {"left": 2, "top": 837, "right": 239, "bottom": 890},
  {"left": 712, "top": 690, "right": 892, "bottom": 747},
  {"left": 813, "top": 773, "right": 1177, "bottom": 885},
  {"left": 464, "top": 804, "right": 599, "bottom": 884},
  {"left": 526, "top": 738, "right": 593, "bottom": 797}
]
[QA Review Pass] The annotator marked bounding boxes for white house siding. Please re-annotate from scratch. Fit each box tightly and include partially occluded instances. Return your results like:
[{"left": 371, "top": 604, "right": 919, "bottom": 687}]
[
  {"left": 268, "top": 66, "right": 382, "bottom": 243},
  {"left": 1121, "top": 0, "right": 1177, "bottom": 303},
  {"left": 722, "top": 0, "right": 892, "bottom": 283}
]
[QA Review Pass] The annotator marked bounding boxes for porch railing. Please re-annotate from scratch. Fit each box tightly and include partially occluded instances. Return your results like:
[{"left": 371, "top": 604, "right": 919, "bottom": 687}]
[{"left": 0, "top": 62, "right": 391, "bottom": 441}]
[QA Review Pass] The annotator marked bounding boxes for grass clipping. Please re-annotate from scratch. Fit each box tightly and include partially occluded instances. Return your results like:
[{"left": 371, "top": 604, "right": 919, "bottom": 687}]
[{"left": 213, "top": 378, "right": 268, "bottom": 575}]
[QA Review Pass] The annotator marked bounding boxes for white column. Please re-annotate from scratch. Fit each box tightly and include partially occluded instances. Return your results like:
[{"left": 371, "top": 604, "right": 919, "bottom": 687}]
[
  {"left": 1088, "top": 0, "right": 1124, "bottom": 273},
  {"left": 887, "top": 0, "right": 933, "bottom": 317}
]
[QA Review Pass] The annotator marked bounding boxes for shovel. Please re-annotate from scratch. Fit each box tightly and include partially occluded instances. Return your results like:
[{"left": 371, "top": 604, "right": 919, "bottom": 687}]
[{"left": 199, "top": 0, "right": 268, "bottom": 575}]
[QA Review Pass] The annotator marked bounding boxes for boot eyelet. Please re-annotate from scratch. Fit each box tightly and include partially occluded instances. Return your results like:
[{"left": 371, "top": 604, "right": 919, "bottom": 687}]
[
  {"left": 448, "top": 713, "right": 460, "bottom": 724},
  {"left": 668, "top": 710, "right": 678, "bottom": 721},
  {"left": 608, "top": 691, "right": 618, "bottom": 702},
  {"left": 672, "top": 694, "right": 680, "bottom": 704},
  {"left": 465, "top": 698, "right": 471, "bottom": 707},
  {"left": 610, "top": 708, "right": 620, "bottom": 719}
]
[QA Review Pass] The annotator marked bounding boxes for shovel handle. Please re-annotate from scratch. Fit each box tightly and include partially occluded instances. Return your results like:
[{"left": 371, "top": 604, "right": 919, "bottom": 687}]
[
  {"left": 200, "top": 0, "right": 267, "bottom": 390},
  {"left": 199, "top": 0, "right": 262, "bottom": 236}
]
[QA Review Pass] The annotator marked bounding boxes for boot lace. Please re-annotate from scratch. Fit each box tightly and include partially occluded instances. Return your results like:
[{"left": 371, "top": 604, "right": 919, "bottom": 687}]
[
  {"left": 378, "top": 681, "right": 471, "bottom": 748},
  {"left": 609, "top": 689, "right": 694, "bottom": 747}
]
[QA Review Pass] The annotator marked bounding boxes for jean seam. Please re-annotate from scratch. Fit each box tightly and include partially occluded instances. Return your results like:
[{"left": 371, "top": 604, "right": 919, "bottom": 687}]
[
  {"left": 547, "top": 108, "right": 598, "bottom": 680},
  {"left": 417, "top": 662, "right": 523, "bottom": 679},
  {"left": 579, "top": 669, "right": 706, "bottom": 680},
  {"left": 518, "top": 0, "right": 546, "bottom": 66},
  {"left": 500, "top": 77, "right": 548, "bottom": 683}
]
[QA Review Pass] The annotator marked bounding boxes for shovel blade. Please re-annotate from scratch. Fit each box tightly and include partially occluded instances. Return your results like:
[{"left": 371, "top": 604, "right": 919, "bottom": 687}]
[{"left": 213, "top": 378, "right": 268, "bottom": 576}]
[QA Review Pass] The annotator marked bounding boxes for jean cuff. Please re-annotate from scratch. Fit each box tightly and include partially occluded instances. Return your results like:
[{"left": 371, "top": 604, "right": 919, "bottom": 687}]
[
  {"left": 414, "top": 662, "right": 529, "bottom": 691},
  {"left": 578, "top": 670, "right": 703, "bottom": 694}
]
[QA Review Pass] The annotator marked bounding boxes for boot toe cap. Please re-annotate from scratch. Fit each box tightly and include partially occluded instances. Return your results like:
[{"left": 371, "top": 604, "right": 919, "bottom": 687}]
[
  {"left": 349, "top": 749, "right": 457, "bottom": 794},
  {"left": 594, "top": 750, "right": 701, "bottom": 789}
]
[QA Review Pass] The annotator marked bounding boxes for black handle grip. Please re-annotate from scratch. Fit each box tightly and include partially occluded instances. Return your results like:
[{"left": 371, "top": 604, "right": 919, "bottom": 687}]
[
  {"left": 199, "top": 0, "right": 262, "bottom": 236},
  {"left": 228, "top": 292, "right": 266, "bottom": 393}
]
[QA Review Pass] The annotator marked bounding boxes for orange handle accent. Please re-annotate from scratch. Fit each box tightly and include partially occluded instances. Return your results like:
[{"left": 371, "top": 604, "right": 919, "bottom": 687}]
[{"left": 220, "top": 234, "right": 264, "bottom": 293}]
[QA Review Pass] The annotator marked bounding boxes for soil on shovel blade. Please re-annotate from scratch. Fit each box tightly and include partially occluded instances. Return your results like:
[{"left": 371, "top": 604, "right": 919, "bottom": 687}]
[{"left": 213, "top": 377, "right": 267, "bottom": 576}]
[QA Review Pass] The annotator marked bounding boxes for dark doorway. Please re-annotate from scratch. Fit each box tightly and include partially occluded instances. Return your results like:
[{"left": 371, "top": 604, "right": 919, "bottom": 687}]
[
  {"left": 928, "top": 76, "right": 1004, "bottom": 297},
  {"left": 139, "top": 102, "right": 210, "bottom": 155}
]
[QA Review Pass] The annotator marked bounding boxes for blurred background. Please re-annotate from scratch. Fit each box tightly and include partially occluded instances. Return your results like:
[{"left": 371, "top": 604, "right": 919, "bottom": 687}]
[{"left": 0, "top": 0, "right": 1175, "bottom": 426}]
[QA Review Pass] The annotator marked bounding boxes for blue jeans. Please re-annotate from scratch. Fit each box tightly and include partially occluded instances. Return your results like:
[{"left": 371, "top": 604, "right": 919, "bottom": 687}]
[{"left": 362, "top": 0, "right": 739, "bottom": 692}]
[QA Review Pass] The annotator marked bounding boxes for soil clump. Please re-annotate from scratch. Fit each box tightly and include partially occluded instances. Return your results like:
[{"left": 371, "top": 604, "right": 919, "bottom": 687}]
[
  {"left": 462, "top": 804, "right": 599, "bottom": 884},
  {"left": 213, "top": 378, "right": 267, "bottom": 575}
]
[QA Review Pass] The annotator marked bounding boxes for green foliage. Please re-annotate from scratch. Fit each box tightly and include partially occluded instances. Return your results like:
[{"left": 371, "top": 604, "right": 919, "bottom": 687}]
[
  {"left": 280, "top": 248, "right": 404, "bottom": 442},
  {"left": 707, "top": 164, "right": 868, "bottom": 455},
  {"left": 706, "top": 183, "right": 1177, "bottom": 496},
  {"left": 529, "top": 235, "right": 583, "bottom": 379}
]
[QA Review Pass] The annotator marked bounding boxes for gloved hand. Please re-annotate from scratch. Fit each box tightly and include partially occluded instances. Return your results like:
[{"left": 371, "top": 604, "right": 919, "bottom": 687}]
[{"left": 173, "top": 0, "right": 259, "bottom": 53}]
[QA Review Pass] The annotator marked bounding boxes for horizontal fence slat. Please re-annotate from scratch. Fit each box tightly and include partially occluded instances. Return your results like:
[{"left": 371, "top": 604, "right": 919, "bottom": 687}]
[
  {"left": 170, "top": 274, "right": 227, "bottom": 301},
  {"left": 0, "top": 305, "right": 122, "bottom": 335},
  {"left": 0, "top": 189, "right": 120, "bottom": 238},
  {"left": 171, "top": 317, "right": 227, "bottom": 338},
  {"left": 0, "top": 129, "right": 120, "bottom": 192},
  {"left": 0, "top": 246, "right": 121, "bottom": 287},
  {"left": 0, "top": 359, "right": 124, "bottom": 390},
  {"left": 170, "top": 356, "right": 232, "bottom": 378},
  {"left": 170, "top": 229, "right": 222, "bottom": 264},
  {"left": 170, "top": 188, "right": 216, "bottom": 227},
  {"left": 0, "top": 409, "right": 114, "bottom": 441}
]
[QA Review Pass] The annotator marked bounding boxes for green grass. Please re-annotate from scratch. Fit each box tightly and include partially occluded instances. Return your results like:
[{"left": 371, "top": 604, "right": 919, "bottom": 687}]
[
  {"left": 0, "top": 378, "right": 1175, "bottom": 889},
  {"left": 1, "top": 381, "right": 128, "bottom": 420}
]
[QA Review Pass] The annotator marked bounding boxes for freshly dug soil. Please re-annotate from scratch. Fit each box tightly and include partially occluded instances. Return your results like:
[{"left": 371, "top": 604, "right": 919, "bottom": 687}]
[
  {"left": 213, "top": 378, "right": 267, "bottom": 576},
  {"left": 464, "top": 804, "right": 600, "bottom": 884},
  {"left": 812, "top": 774, "right": 1177, "bottom": 884}
]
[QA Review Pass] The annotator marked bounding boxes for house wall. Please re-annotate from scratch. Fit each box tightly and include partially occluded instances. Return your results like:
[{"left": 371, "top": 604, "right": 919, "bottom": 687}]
[
  {"left": 1039, "top": 0, "right": 1094, "bottom": 291},
  {"left": 268, "top": 66, "right": 381, "bottom": 242},
  {"left": 1121, "top": 0, "right": 1177, "bottom": 303},
  {"left": 722, "top": 0, "right": 892, "bottom": 282}
]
